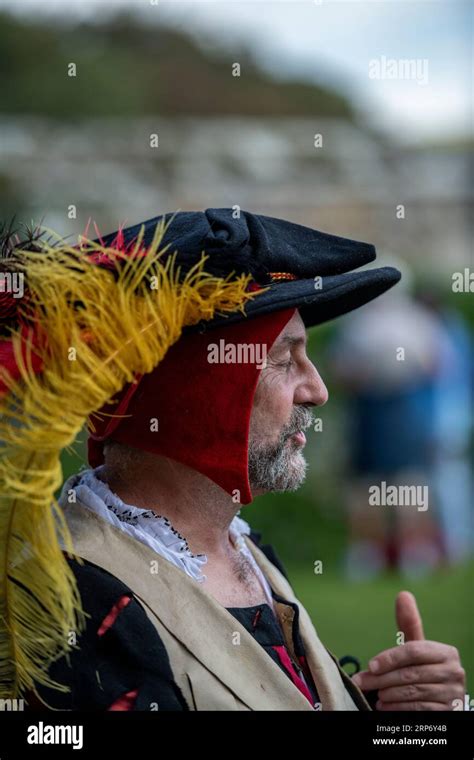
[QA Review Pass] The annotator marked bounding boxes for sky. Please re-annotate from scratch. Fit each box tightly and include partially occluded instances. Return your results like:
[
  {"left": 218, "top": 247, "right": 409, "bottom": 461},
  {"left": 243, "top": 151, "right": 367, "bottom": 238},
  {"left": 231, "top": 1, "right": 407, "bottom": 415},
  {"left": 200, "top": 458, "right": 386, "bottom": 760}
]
[{"left": 2, "top": 0, "right": 472, "bottom": 143}]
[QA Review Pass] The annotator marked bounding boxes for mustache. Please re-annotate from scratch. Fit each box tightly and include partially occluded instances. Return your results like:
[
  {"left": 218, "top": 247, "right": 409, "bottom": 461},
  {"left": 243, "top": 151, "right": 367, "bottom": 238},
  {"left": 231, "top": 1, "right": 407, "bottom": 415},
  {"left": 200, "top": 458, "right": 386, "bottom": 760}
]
[{"left": 284, "top": 406, "right": 315, "bottom": 438}]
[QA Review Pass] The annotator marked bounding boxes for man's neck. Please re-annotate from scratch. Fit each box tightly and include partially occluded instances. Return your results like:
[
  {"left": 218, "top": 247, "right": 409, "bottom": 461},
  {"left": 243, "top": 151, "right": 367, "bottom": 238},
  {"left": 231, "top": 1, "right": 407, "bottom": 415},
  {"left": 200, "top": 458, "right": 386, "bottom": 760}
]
[{"left": 99, "top": 453, "right": 245, "bottom": 560}]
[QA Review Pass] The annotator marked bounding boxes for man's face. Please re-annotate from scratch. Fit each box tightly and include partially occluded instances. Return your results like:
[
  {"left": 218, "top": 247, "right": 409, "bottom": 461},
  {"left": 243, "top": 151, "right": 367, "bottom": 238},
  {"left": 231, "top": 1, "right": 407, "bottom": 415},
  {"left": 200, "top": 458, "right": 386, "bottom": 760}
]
[{"left": 248, "top": 310, "right": 328, "bottom": 495}]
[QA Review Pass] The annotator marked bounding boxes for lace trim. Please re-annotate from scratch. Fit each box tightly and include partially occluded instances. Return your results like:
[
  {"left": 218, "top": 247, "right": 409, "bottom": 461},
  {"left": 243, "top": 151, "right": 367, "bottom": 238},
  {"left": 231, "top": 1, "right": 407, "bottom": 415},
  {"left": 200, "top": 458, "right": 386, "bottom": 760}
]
[{"left": 63, "top": 465, "right": 253, "bottom": 585}]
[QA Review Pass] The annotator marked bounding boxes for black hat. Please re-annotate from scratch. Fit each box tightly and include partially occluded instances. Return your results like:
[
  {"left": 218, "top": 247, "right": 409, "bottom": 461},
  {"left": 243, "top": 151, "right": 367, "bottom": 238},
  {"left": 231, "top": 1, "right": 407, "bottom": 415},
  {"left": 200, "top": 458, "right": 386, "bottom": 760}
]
[{"left": 95, "top": 207, "right": 401, "bottom": 333}]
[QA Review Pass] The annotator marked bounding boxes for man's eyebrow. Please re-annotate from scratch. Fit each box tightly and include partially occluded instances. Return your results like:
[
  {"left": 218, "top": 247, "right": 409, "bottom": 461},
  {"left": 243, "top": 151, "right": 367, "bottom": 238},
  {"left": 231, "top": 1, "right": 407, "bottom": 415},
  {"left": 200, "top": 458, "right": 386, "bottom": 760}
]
[{"left": 271, "top": 334, "right": 307, "bottom": 352}]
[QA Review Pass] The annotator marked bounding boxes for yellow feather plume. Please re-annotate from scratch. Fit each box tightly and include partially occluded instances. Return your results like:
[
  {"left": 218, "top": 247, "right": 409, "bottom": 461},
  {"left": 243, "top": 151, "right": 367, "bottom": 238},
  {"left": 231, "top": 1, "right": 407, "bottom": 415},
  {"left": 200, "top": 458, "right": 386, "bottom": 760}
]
[{"left": 0, "top": 217, "right": 267, "bottom": 700}]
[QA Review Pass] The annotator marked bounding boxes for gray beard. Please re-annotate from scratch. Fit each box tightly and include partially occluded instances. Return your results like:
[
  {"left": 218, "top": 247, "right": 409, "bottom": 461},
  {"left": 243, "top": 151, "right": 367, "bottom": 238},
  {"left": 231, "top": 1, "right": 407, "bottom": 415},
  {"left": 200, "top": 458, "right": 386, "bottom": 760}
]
[{"left": 248, "top": 406, "right": 314, "bottom": 493}]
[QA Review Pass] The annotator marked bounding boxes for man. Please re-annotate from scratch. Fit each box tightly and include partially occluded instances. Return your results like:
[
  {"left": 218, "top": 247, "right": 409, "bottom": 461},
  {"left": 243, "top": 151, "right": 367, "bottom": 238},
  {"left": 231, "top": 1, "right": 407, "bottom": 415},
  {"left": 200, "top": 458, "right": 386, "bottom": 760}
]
[{"left": 0, "top": 208, "right": 464, "bottom": 711}]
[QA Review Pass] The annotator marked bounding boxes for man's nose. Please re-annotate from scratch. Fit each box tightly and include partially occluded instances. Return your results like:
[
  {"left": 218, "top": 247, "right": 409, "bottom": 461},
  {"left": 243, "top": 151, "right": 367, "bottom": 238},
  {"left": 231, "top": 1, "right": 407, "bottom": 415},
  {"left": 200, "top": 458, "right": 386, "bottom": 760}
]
[{"left": 298, "top": 362, "right": 329, "bottom": 407}]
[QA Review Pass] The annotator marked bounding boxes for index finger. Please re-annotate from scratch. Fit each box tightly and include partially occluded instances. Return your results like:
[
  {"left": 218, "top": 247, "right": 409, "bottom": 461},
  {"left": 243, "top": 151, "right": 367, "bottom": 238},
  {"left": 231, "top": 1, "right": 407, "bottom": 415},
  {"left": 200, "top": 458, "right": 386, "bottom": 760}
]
[{"left": 368, "top": 641, "right": 450, "bottom": 675}]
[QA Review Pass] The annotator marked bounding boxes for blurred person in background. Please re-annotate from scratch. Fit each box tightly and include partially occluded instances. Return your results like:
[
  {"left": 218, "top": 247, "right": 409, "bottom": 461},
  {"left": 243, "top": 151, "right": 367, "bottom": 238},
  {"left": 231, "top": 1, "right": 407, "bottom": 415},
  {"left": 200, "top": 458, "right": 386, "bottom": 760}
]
[{"left": 329, "top": 261, "right": 453, "bottom": 580}]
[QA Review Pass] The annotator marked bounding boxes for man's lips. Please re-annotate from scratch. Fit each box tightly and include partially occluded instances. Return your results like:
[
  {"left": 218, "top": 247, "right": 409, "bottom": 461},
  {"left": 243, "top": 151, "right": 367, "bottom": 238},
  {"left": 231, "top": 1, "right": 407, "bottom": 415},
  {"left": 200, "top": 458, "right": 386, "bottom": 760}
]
[{"left": 288, "top": 430, "right": 306, "bottom": 446}]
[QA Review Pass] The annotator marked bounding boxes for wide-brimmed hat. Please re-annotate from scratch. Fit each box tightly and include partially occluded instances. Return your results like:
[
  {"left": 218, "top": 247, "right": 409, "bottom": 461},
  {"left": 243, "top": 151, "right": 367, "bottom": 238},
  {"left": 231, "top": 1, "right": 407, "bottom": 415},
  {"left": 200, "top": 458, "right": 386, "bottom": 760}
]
[{"left": 95, "top": 207, "right": 400, "bottom": 333}]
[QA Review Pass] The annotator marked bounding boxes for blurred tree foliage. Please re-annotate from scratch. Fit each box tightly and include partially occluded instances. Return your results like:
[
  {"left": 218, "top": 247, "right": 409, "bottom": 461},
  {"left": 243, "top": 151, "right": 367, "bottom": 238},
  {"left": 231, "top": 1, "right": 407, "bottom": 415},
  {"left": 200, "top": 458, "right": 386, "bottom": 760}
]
[{"left": 0, "top": 10, "right": 354, "bottom": 119}]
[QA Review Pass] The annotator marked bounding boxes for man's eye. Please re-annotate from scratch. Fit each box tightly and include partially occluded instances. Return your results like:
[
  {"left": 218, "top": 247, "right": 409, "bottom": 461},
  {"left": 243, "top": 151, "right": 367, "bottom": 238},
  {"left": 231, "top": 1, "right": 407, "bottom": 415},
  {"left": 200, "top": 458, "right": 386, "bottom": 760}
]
[{"left": 279, "top": 358, "right": 294, "bottom": 370}]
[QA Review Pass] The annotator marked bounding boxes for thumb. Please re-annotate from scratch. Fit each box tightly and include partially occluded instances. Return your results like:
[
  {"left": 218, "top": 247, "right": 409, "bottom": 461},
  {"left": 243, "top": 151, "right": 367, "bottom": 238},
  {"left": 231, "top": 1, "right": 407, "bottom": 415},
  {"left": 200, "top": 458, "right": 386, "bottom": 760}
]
[{"left": 396, "top": 590, "right": 425, "bottom": 642}]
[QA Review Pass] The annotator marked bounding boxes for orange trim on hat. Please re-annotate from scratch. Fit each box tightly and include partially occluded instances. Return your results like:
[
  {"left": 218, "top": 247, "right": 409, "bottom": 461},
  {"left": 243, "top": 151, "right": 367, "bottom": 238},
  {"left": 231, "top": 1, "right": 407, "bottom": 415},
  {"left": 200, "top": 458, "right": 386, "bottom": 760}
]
[{"left": 269, "top": 272, "right": 298, "bottom": 281}]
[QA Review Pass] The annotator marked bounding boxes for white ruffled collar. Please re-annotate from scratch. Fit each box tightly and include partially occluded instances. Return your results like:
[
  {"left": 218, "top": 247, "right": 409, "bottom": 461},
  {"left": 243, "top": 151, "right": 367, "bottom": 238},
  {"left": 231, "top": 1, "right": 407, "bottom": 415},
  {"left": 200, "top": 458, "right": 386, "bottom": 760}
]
[{"left": 62, "top": 465, "right": 253, "bottom": 585}]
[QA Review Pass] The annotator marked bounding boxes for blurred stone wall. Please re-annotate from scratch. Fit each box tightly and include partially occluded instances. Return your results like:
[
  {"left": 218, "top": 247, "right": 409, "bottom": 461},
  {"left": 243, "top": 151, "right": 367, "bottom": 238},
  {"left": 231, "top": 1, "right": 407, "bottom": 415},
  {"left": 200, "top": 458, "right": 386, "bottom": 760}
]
[{"left": 1, "top": 116, "right": 470, "bottom": 275}]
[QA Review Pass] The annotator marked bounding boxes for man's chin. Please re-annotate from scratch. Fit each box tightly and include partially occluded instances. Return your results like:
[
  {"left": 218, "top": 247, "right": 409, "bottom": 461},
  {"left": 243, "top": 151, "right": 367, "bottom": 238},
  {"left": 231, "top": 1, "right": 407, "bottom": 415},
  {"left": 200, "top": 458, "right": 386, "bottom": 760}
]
[
  {"left": 268, "top": 450, "right": 308, "bottom": 493},
  {"left": 248, "top": 442, "right": 308, "bottom": 494}
]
